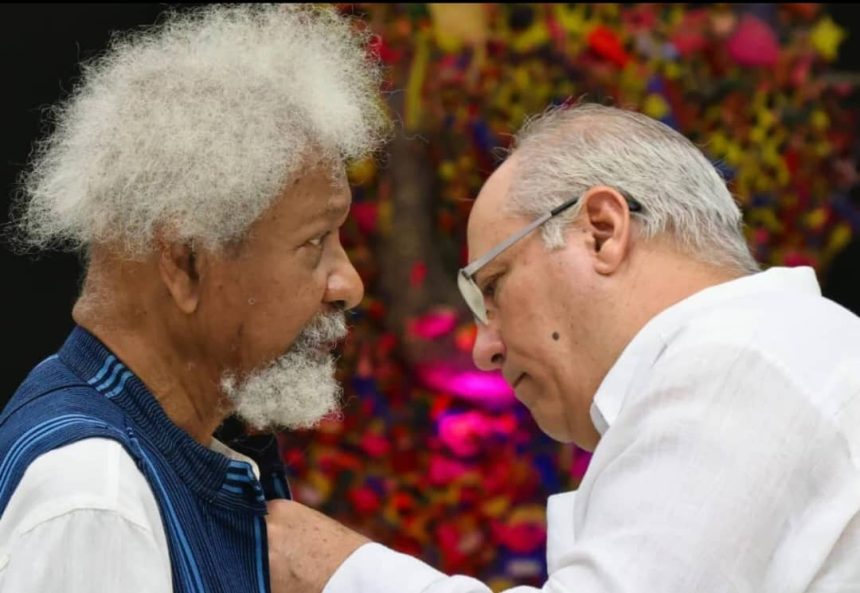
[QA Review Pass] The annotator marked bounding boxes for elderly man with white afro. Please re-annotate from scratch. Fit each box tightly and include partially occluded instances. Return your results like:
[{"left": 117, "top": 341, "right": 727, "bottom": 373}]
[{"left": 0, "top": 5, "right": 389, "bottom": 593}]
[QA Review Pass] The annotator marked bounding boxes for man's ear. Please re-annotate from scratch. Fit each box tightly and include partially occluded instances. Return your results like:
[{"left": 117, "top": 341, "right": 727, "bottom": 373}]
[
  {"left": 158, "top": 240, "right": 203, "bottom": 314},
  {"left": 579, "top": 186, "right": 634, "bottom": 275}
]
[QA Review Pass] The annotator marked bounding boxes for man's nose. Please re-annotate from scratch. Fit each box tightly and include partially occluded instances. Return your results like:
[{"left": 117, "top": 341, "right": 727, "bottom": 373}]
[
  {"left": 472, "top": 320, "right": 505, "bottom": 371},
  {"left": 324, "top": 249, "right": 364, "bottom": 310}
]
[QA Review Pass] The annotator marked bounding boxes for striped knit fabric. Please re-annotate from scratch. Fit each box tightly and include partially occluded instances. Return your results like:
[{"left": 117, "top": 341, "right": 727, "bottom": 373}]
[{"left": 0, "top": 326, "right": 288, "bottom": 592}]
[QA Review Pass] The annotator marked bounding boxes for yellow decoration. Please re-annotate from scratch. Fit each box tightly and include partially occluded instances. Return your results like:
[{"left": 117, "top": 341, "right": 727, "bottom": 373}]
[
  {"left": 775, "top": 162, "right": 790, "bottom": 187},
  {"left": 707, "top": 131, "right": 729, "bottom": 157},
  {"left": 428, "top": 4, "right": 488, "bottom": 53},
  {"left": 749, "top": 126, "right": 767, "bottom": 145},
  {"left": 382, "top": 505, "right": 399, "bottom": 525},
  {"left": 511, "top": 21, "right": 551, "bottom": 53},
  {"left": 308, "top": 470, "right": 333, "bottom": 500},
  {"left": 756, "top": 108, "right": 777, "bottom": 131},
  {"left": 813, "top": 140, "right": 832, "bottom": 158},
  {"left": 810, "top": 110, "right": 830, "bottom": 132},
  {"left": 377, "top": 199, "right": 393, "bottom": 236},
  {"left": 756, "top": 208, "right": 784, "bottom": 233},
  {"left": 806, "top": 208, "right": 828, "bottom": 231},
  {"left": 761, "top": 143, "right": 779, "bottom": 168},
  {"left": 810, "top": 16, "right": 846, "bottom": 62},
  {"left": 404, "top": 31, "right": 430, "bottom": 132},
  {"left": 662, "top": 61, "right": 682, "bottom": 81},
  {"left": 753, "top": 172, "right": 774, "bottom": 194},
  {"left": 703, "top": 105, "right": 723, "bottom": 125},
  {"left": 508, "top": 504, "right": 546, "bottom": 524},
  {"left": 619, "top": 63, "right": 648, "bottom": 98},
  {"left": 439, "top": 160, "right": 457, "bottom": 181},
  {"left": 513, "top": 65, "right": 531, "bottom": 91},
  {"left": 825, "top": 223, "right": 853, "bottom": 258},
  {"left": 482, "top": 496, "right": 510, "bottom": 518},
  {"left": 763, "top": 128, "right": 788, "bottom": 154},
  {"left": 593, "top": 3, "right": 620, "bottom": 20},
  {"left": 724, "top": 141, "right": 745, "bottom": 167},
  {"left": 554, "top": 4, "right": 587, "bottom": 37},
  {"left": 488, "top": 578, "right": 516, "bottom": 593},
  {"left": 735, "top": 164, "right": 755, "bottom": 191},
  {"left": 750, "top": 90, "right": 768, "bottom": 111},
  {"left": 667, "top": 4, "right": 685, "bottom": 27},
  {"left": 642, "top": 94, "right": 670, "bottom": 120},
  {"left": 348, "top": 157, "right": 377, "bottom": 186}
]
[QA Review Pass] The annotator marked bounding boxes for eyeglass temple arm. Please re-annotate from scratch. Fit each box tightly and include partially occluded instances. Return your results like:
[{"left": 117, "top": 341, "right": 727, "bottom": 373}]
[
  {"left": 461, "top": 191, "right": 641, "bottom": 278},
  {"left": 462, "top": 194, "right": 582, "bottom": 277},
  {"left": 461, "top": 210, "right": 554, "bottom": 277}
]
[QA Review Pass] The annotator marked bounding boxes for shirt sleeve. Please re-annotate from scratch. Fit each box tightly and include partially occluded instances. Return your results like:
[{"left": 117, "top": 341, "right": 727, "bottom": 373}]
[
  {"left": 0, "top": 508, "right": 172, "bottom": 593},
  {"left": 0, "top": 438, "right": 173, "bottom": 593},
  {"left": 324, "top": 543, "right": 501, "bottom": 593}
]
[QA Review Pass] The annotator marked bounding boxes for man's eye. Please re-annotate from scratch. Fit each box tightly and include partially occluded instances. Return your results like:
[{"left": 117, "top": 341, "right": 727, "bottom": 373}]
[
  {"left": 307, "top": 232, "right": 330, "bottom": 248},
  {"left": 481, "top": 276, "right": 499, "bottom": 298}
]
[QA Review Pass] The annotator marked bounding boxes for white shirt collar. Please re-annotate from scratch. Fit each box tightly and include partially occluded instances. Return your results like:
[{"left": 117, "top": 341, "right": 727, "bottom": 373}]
[
  {"left": 208, "top": 437, "right": 261, "bottom": 480},
  {"left": 590, "top": 266, "right": 821, "bottom": 435}
]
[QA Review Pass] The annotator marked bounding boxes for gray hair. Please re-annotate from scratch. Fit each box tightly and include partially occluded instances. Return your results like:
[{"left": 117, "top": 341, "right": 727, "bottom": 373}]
[
  {"left": 507, "top": 103, "right": 759, "bottom": 273},
  {"left": 12, "top": 4, "right": 390, "bottom": 257}
]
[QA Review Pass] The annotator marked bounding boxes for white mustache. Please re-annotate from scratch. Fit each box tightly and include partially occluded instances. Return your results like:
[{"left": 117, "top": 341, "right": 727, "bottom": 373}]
[{"left": 294, "top": 310, "right": 348, "bottom": 351}]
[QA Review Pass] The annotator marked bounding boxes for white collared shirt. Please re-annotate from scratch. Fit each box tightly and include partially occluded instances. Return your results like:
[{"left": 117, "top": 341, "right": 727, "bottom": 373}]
[
  {"left": 325, "top": 267, "right": 860, "bottom": 593},
  {"left": 0, "top": 438, "right": 259, "bottom": 592}
]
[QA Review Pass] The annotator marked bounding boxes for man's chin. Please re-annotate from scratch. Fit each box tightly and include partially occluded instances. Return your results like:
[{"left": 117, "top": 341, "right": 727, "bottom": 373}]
[
  {"left": 224, "top": 358, "right": 345, "bottom": 433},
  {"left": 221, "top": 315, "right": 347, "bottom": 433},
  {"left": 235, "top": 399, "right": 342, "bottom": 433}
]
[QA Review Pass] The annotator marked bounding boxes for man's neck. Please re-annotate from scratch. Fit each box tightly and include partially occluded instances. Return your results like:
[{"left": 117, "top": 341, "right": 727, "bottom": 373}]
[
  {"left": 73, "top": 297, "right": 226, "bottom": 446},
  {"left": 620, "top": 249, "right": 747, "bottom": 350}
]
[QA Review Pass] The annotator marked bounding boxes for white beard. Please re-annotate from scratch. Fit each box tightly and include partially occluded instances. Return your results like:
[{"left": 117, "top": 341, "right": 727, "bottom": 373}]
[{"left": 221, "top": 310, "right": 348, "bottom": 431}]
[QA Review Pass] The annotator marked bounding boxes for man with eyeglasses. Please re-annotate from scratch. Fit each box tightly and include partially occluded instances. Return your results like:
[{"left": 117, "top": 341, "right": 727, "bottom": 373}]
[{"left": 267, "top": 103, "right": 860, "bottom": 593}]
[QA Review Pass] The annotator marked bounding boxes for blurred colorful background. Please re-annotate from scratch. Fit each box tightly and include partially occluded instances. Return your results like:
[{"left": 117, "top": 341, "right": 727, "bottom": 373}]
[{"left": 2, "top": 4, "right": 859, "bottom": 590}]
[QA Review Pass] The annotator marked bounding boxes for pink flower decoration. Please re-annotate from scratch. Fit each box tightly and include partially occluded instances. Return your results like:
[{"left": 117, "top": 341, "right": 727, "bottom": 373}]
[
  {"left": 438, "top": 411, "right": 494, "bottom": 457},
  {"left": 491, "top": 520, "right": 546, "bottom": 554},
  {"left": 726, "top": 14, "right": 779, "bottom": 67},
  {"left": 408, "top": 309, "right": 458, "bottom": 339},
  {"left": 437, "top": 411, "right": 520, "bottom": 457},
  {"left": 416, "top": 364, "right": 516, "bottom": 407},
  {"left": 360, "top": 432, "right": 391, "bottom": 457},
  {"left": 428, "top": 454, "right": 471, "bottom": 485}
]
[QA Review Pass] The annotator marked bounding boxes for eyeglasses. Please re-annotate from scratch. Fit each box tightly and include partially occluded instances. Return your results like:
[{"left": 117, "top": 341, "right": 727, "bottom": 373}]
[{"left": 457, "top": 190, "right": 643, "bottom": 324}]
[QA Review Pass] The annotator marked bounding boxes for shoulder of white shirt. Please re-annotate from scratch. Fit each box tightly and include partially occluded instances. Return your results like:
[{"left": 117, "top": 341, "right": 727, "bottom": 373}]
[{"left": 0, "top": 435, "right": 260, "bottom": 538}]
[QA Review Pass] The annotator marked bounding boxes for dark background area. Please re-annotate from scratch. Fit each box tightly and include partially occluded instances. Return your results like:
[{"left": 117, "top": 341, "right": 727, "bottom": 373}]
[
  {"left": 1, "top": 4, "right": 203, "bottom": 408},
  {"left": 2, "top": 4, "right": 859, "bottom": 409}
]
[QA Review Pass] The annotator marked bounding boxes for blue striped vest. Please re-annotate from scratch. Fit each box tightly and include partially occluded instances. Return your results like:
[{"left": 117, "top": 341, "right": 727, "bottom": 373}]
[{"left": 0, "top": 326, "right": 286, "bottom": 592}]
